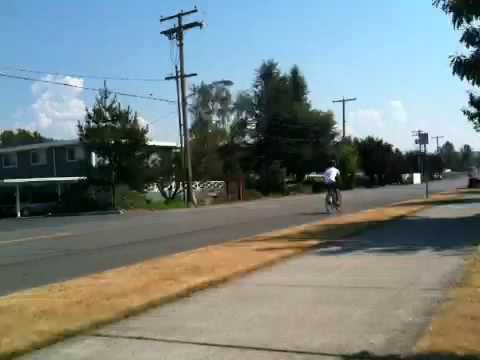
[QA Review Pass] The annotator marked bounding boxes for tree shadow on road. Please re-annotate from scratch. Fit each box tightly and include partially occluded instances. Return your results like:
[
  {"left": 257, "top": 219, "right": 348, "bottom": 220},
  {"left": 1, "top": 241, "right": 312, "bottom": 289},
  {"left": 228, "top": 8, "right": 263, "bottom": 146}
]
[{"left": 393, "top": 197, "right": 480, "bottom": 208}]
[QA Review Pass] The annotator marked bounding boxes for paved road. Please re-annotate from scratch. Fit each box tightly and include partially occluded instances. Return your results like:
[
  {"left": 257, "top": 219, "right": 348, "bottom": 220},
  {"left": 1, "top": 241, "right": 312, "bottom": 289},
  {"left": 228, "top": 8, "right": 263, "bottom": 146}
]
[
  {"left": 20, "top": 199, "right": 479, "bottom": 359},
  {"left": 0, "top": 176, "right": 466, "bottom": 296}
]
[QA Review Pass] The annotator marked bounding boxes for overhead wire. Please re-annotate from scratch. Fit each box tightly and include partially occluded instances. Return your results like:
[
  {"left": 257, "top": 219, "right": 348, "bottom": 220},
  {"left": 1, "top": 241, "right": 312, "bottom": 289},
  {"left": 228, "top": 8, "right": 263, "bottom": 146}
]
[
  {"left": 0, "top": 65, "right": 167, "bottom": 82},
  {"left": 0, "top": 72, "right": 176, "bottom": 104}
]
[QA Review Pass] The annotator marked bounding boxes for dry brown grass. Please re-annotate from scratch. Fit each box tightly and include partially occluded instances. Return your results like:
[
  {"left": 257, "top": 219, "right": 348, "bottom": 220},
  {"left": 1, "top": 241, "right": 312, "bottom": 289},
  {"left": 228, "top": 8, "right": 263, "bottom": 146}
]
[
  {"left": 0, "top": 193, "right": 461, "bottom": 359},
  {"left": 416, "top": 253, "right": 480, "bottom": 355}
]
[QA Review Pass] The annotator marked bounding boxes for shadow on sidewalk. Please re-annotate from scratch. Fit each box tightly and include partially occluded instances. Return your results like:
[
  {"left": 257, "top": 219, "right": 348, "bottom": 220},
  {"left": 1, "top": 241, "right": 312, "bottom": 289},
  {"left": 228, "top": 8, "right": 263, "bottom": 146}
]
[
  {"left": 340, "top": 352, "right": 480, "bottom": 360},
  {"left": 312, "top": 214, "right": 479, "bottom": 257},
  {"left": 251, "top": 211, "right": 479, "bottom": 256}
]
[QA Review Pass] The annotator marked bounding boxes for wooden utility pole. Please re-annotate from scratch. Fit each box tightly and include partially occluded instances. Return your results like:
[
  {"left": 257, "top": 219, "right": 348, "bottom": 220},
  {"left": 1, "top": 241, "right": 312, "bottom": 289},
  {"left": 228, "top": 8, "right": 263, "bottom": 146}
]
[
  {"left": 161, "top": 8, "right": 203, "bottom": 207},
  {"left": 432, "top": 135, "right": 444, "bottom": 153},
  {"left": 172, "top": 65, "right": 186, "bottom": 206},
  {"left": 332, "top": 97, "right": 357, "bottom": 138}
]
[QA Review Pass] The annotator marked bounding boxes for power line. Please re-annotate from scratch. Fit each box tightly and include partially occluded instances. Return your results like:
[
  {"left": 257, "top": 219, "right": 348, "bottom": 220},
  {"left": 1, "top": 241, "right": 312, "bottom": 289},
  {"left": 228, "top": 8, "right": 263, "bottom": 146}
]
[
  {"left": 0, "top": 65, "right": 167, "bottom": 82},
  {"left": 0, "top": 72, "right": 176, "bottom": 104}
]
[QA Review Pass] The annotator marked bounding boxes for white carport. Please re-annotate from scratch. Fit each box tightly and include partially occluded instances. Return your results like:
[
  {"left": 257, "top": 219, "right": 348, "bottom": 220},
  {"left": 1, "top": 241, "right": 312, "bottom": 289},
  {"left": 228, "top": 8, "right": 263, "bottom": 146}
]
[{"left": 0, "top": 177, "right": 86, "bottom": 218}]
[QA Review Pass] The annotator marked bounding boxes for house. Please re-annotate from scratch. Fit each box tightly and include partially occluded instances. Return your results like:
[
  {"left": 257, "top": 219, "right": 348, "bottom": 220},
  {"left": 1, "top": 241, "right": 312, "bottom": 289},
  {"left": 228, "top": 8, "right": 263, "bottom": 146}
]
[
  {"left": 0, "top": 140, "right": 178, "bottom": 217},
  {"left": 0, "top": 140, "right": 93, "bottom": 217}
]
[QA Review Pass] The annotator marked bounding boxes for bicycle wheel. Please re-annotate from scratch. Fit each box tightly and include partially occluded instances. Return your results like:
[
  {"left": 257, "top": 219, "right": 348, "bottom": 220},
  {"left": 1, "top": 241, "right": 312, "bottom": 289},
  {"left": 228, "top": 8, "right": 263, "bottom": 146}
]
[
  {"left": 325, "top": 192, "right": 334, "bottom": 214},
  {"left": 335, "top": 191, "right": 342, "bottom": 212}
]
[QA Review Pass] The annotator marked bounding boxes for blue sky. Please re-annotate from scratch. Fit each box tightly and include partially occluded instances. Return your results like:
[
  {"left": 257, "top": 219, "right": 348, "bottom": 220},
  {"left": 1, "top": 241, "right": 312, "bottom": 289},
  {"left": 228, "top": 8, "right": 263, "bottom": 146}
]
[{"left": 0, "top": 0, "right": 478, "bottom": 150}]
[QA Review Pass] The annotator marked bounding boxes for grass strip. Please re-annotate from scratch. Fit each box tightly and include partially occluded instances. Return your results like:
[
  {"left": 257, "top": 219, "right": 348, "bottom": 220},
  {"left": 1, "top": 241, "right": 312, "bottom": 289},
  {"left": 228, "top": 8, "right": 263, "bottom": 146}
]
[{"left": 416, "top": 252, "right": 480, "bottom": 355}]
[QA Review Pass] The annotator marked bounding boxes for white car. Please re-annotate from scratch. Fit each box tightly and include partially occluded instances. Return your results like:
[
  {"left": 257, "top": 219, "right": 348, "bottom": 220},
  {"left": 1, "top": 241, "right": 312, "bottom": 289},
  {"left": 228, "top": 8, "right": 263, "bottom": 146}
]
[{"left": 305, "top": 173, "right": 325, "bottom": 182}]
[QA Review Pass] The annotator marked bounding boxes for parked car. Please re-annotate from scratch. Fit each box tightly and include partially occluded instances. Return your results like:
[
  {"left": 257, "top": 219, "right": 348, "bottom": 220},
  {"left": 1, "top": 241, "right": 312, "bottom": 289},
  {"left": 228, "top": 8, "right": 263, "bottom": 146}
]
[{"left": 0, "top": 201, "right": 57, "bottom": 217}]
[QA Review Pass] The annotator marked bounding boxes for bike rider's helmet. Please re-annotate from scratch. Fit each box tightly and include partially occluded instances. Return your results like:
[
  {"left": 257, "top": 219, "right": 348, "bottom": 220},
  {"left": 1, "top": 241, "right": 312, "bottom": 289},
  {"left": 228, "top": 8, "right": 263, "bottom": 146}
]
[{"left": 329, "top": 160, "right": 336, "bottom": 167}]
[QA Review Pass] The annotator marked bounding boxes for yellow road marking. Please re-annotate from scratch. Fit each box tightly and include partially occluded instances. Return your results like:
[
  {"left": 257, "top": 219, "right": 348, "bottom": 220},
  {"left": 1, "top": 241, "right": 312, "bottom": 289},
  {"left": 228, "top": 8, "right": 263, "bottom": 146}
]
[{"left": 0, "top": 232, "right": 73, "bottom": 246}]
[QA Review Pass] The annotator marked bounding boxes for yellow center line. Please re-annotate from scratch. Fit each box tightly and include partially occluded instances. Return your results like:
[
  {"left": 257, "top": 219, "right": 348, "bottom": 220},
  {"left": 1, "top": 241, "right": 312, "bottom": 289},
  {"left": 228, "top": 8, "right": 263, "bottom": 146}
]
[{"left": 0, "top": 232, "right": 73, "bottom": 246}]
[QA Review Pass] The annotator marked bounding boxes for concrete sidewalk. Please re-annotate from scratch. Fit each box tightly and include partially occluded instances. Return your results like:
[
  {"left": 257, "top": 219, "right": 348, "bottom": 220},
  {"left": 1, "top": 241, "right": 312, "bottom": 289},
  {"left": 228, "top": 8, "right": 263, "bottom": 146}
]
[{"left": 20, "top": 200, "right": 479, "bottom": 359}]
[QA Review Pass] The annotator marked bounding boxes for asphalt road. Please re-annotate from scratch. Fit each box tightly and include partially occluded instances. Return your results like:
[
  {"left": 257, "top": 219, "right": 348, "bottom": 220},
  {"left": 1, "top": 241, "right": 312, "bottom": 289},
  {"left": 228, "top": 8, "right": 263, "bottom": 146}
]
[{"left": 0, "top": 176, "right": 466, "bottom": 296}]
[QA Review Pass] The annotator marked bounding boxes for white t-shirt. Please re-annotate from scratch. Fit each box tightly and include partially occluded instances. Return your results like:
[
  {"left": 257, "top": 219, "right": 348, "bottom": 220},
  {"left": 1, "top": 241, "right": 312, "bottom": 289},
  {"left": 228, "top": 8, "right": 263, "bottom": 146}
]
[{"left": 323, "top": 167, "right": 340, "bottom": 184}]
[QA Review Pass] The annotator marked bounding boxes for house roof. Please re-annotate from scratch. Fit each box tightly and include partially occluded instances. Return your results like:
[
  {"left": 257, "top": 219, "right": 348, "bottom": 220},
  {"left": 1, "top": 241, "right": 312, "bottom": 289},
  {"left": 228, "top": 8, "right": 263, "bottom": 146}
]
[
  {"left": 0, "top": 176, "right": 87, "bottom": 186},
  {"left": 148, "top": 141, "right": 179, "bottom": 148},
  {"left": 0, "top": 140, "right": 80, "bottom": 154},
  {"left": 0, "top": 139, "right": 178, "bottom": 154}
]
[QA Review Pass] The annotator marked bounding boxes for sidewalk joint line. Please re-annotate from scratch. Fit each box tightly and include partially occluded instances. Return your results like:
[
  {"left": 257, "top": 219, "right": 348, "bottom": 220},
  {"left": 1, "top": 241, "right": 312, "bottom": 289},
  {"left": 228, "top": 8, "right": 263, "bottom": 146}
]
[{"left": 90, "top": 333, "right": 358, "bottom": 358}]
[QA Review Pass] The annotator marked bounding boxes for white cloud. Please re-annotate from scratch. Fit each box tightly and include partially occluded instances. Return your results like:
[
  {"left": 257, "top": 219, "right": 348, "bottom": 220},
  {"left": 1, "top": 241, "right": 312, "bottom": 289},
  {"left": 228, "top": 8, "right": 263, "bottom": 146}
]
[
  {"left": 138, "top": 112, "right": 181, "bottom": 144},
  {"left": 29, "top": 75, "right": 86, "bottom": 139},
  {"left": 137, "top": 115, "right": 149, "bottom": 129},
  {"left": 347, "top": 99, "right": 480, "bottom": 151},
  {"left": 388, "top": 100, "right": 407, "bottom": 124},
  {"left": 348, "top": 100, "right": 413, "bottom": 149}
]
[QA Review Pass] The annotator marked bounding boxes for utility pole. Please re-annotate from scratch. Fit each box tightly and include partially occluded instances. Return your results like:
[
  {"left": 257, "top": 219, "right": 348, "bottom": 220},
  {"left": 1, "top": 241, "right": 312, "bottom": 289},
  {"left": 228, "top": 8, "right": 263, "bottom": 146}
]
[
  {"left": 161, "top": 8, "right": 203, "bottom": 207},
  {"left": 332, "top": 97, "right": 357, "bottom": 139},
  {"left": 166, "top": 66, "right": 197, "bottom": 207},
  {"left": 103, "top": 80, "right": 116, "bottom": 209},
  {"left": 432, "top": 135, "right": 444, "bottom": 153},
  {"left": 171, "top": 65, "right": 186, "bottom": 206}
]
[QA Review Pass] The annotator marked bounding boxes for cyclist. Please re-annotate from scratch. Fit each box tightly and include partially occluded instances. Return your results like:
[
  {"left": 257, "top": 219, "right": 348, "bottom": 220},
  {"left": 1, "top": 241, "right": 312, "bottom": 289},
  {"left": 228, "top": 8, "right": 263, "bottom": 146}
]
[{"left": 323, "top": 160, "right": 341, "bottom": 206}]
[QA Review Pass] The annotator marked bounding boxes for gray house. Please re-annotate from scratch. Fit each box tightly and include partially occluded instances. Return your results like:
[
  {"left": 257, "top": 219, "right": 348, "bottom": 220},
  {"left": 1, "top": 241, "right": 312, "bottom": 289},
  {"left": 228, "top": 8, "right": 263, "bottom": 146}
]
[
  {"left": 0, "top": 140, "right": 178, "bottom": 217},
  {"left": 0, "top": 140, "right": 91, "bottom": 180},
  {"left": 0, "top": 140, "right": 92, "bottom": 217}
]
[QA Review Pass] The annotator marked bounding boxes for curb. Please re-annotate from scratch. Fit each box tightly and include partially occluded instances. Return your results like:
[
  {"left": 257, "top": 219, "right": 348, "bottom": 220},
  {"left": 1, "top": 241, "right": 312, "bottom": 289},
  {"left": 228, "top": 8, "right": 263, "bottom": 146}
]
[{"left": 47, "top": 209, "right": 124, "bottom": 218}]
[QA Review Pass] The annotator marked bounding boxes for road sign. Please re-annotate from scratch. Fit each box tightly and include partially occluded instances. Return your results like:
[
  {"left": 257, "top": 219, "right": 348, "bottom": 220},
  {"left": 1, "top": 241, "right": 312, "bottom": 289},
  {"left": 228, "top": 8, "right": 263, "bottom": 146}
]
[{"left": 419, "top": 132, "right": 429, "bottom": 145}]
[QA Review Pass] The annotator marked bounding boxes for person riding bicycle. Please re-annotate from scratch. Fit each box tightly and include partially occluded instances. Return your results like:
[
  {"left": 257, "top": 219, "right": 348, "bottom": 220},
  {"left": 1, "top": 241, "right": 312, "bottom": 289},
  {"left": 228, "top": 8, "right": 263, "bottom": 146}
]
[{"left": 323, "top": 160, "right": 341, "bottom": 206}]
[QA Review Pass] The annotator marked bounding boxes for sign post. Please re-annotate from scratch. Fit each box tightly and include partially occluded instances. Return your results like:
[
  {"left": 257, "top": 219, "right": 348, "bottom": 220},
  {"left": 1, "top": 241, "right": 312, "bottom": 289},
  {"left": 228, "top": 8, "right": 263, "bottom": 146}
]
[{"left": 414, "top": 131, "right": 429, "bottom": 199}]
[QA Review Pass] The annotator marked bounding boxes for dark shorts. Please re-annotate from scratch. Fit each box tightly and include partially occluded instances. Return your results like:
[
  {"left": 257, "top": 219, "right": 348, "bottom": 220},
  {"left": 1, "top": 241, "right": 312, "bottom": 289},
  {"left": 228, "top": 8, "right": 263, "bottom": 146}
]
[{"left": 325, "top": 182, "right": 337, "bottom": 191}]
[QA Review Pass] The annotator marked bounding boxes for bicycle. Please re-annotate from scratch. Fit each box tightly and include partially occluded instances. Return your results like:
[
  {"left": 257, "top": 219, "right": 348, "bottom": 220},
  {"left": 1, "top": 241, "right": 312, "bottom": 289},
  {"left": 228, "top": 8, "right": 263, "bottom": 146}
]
[{"left": 325, "top": 185, "right": 341, "bottom": 214}]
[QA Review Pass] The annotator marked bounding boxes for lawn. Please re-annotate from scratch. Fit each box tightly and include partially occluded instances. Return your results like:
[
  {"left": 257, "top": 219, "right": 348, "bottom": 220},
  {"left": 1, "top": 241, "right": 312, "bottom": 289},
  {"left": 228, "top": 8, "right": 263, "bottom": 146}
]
[{"left": 118, "top": 191, "right": 185, "bottom": 211}]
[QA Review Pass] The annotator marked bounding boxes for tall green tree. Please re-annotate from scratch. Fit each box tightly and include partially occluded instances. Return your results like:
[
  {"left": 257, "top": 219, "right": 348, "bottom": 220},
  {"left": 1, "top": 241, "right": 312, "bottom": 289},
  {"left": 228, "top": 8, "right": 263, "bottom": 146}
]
[
  {"left": 288, "top": 65, "right": 308, "bottom": 104},
  {"left": 0, "top": 129, "right": 48, "bottom": 147},
  {"left": 252, "top": 60, "right": 336, "bottom": 181},
  {"left": 386, "top": 148, "right": 408, "bottom": 184},
  {"left": 434, "top": 1, "right": 480, "bottom": 131},
  {"left": 335, "top": 138, "right": 359, "bottom": 189},
  {"left": 355, "top": 136, "right": 395, "bottom": 186},
  {"left": 460, "top": 144, "right": 474, "bottom": 170},
  {"left": 428, "top": 154, "right": 445, "bottom": 176},
  {"left": 440, "top": 141, "right": 460, "bottom": 170},
  {"left": 144, "top": 150, "right": 183, "bottom": 202},
  {"left": 78, "top": 87, "right": 149, "bottom": 201},
  {"left": 189, "top": 81, "right": 232, "bottom": 180}
]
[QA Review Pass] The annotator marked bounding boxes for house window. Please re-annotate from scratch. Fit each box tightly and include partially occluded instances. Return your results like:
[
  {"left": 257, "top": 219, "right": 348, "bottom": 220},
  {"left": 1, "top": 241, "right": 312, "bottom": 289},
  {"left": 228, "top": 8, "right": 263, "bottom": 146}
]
[
  {"left": 30, "top": 150, "right": 47, "bottom": 166},
  {"left": 2, "top": 153, "right": 18, "bottom": 168},
  {"left": 66, "top": 146, "right": 85, "bottom": 162}
]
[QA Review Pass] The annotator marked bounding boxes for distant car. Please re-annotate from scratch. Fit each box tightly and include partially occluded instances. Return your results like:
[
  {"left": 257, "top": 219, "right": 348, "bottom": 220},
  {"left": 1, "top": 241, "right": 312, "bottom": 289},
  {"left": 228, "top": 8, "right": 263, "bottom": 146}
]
[
  {"left": 304, "top": 173, "right": 325, "bottom": 183},
  {"left": 432, "top": 173, "right": 443, "bottom": 180}
]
